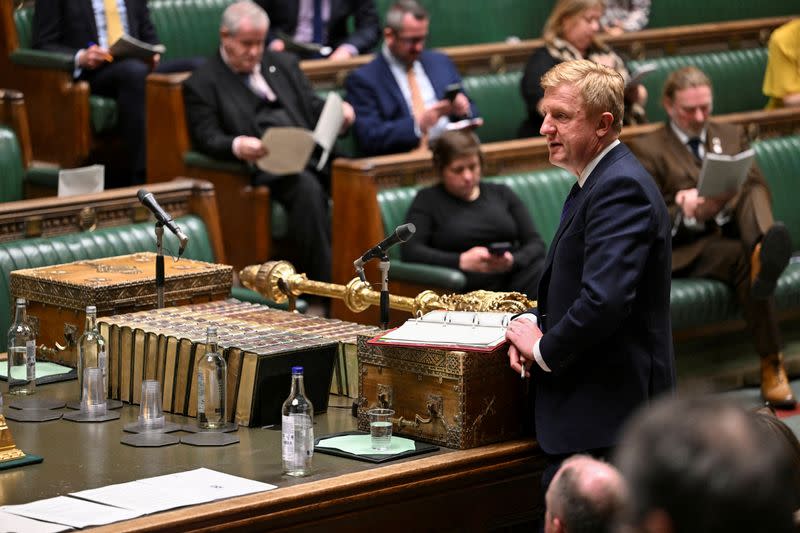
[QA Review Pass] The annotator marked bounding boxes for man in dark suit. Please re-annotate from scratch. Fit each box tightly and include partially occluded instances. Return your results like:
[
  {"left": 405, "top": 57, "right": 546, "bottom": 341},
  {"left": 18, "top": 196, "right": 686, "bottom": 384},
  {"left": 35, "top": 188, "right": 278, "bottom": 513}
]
[
  {"left": 505, "top": 60, "right": 674, "bottom": 488},
  {"left": 345, "top": 0, "right": 479, "bottom": 156},
  {"left": 32, "top": 0, "right": 203, "bottom": 188},
  {"left": 183, "top": 1, "right": 354, "bottom": 284},
  {"left": 257, "top": 0, "right": 379, "bottom": 60},
  {"left": 629, "top": 66, "right": 795, "bottom": 408}
]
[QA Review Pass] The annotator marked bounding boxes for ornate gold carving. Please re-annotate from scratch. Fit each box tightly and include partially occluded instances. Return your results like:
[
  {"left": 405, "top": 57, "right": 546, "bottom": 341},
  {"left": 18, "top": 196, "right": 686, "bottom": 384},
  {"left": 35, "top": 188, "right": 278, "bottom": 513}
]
[
  {"left": 24, "top": 216, "right": 42, "bottom": 238},
  {"left": 0, "top": 414, "right": 25, "bottom": 463},
  {"left": 78, "top": 207, "right": 97, "bottom": 232},
  {"left": 240, "top": 260, "right": 535, "bottom": 316}
]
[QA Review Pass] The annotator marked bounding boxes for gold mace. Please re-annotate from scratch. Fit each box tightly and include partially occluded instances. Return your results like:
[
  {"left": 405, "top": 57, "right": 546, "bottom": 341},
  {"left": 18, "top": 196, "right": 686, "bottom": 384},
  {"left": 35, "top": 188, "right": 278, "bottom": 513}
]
[{"left": 239, "top": 261, "right": 535, "bottom": 314}]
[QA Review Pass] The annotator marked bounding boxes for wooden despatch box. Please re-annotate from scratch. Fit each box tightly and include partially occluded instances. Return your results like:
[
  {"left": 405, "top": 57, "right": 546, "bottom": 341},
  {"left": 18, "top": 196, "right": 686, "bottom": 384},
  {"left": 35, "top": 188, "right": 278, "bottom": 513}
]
[
  {"left": 357, "top": 336, "right": 525, "bottom": 449},
  {"left": 9, "top": 253, "right": 232, "bottom": 366}
]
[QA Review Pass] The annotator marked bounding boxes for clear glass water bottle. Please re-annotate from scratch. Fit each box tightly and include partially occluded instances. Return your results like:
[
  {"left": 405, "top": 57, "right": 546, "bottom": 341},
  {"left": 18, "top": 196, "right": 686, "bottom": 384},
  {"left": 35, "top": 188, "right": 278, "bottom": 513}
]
[
  {"left": 77, "top": 305, "right": 107, "bottom": 394},
  {"left": 7, "top": 298, "right": 36, "bottom": 395},
  {"left": 197, "top": 326, "right": 227, "bottom": 429},
  {"left": 282, "top": 366, "right": 314, "bottom": 476}
]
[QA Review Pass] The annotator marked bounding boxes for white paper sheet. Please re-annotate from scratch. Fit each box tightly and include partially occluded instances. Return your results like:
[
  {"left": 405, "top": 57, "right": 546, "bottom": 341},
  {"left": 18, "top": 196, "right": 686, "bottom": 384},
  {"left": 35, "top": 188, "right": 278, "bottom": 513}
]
[
  {"left": 0, "top": 510, "right": 72, "bottom": 533},
  {"left": 58, "top": 164, "right": 104, "bottom": 197},
  {"left": 312, "top": 92, "right": 345, "bottom": 170},
  {"left": 70, "top": 468, "right": 276, "bottom": 515},
  {"left": 256, "top": 127, "right": 316, "bottom": 175},
  {"left": 2, "top": 496, "right": 143, "bottom": 529},
  {"left": 697, "top": 148, "right": 755, "bottom": 197}
]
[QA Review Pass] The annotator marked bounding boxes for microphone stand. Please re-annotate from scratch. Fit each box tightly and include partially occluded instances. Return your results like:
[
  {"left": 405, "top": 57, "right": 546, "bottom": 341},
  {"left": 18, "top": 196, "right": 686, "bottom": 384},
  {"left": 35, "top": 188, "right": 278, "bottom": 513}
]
[
  {"left": 155, "top": 223, "right": 165, "bottom": 309},
  {"left": 378, "top": 253, "right": 390, "bottom": 330}
]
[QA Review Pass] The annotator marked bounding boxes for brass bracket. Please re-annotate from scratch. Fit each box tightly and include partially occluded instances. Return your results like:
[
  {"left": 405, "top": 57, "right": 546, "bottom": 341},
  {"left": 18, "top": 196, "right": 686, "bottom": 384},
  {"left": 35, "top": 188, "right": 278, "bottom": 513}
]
[
  {"left": 55, "top": 323, "right": 77, "bottom": 351},
  {"left": 377, "top": 384, "right": 393, "bottom": 408}
]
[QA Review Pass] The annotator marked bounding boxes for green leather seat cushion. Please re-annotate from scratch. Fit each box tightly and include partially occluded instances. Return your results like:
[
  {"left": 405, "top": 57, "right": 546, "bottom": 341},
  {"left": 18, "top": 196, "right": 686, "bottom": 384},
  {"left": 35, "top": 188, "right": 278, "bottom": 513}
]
[{"left": 0, "top": 126, "right": 24, "bottom": 202}]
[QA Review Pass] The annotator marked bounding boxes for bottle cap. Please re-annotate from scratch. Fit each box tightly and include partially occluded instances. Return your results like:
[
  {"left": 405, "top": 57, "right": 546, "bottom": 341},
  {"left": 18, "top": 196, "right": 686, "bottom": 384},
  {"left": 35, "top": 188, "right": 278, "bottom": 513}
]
[
  {"left": 207, "top": 326, "right": 218, "bottom": 335},
  {"left": 291, "top": 366, "right": 304, "bottom": 374},
  {"left": 15, "top": 297, "right": 25, "bottom": 305},
  {"left": 86, "top": 305, "right": 96, "bottom": 313}
]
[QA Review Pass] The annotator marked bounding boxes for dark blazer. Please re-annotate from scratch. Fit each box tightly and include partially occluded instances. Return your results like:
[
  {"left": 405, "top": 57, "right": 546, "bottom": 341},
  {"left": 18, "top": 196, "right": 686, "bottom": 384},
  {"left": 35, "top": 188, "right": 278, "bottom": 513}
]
[
  {"left": 182, "top": 50, "right": 325, "bottom": 182},
  {"left": 533, "top": 142, "right": 675, "bottom": 455},
  {"left": 629, "top": 122, "right": 770, "bottom": 271},
  {"left": 345, "top": 50, "right": 478, "bottom": 156},
  {"left": 32, "top": 0, "right": 159, "bottom": 54},
  {"left": 257, "top": 0, "right": 379, "bottom": 54}
]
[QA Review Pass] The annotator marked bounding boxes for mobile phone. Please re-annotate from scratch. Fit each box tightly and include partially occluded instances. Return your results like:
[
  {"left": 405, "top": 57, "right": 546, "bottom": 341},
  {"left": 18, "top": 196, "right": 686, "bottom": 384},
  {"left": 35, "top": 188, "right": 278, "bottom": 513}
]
[
  {"left": 444, "top": 83, "right": 462, "bottom": 102},
  {"left": 488, "top": 242, "right": 512, "bottom": 256}
]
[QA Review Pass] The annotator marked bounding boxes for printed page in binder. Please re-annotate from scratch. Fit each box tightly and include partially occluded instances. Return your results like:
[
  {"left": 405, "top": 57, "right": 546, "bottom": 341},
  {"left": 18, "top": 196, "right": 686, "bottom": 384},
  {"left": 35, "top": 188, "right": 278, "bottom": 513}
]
[{"left": 369, "top": 311, "right": 513, "bottom": 351}]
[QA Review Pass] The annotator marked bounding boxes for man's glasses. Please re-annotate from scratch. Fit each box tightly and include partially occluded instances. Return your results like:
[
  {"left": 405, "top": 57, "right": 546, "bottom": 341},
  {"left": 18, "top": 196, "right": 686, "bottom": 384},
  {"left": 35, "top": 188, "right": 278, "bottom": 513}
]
[{"left": 394, "top": 33, "right": 427, "bottom": 46}]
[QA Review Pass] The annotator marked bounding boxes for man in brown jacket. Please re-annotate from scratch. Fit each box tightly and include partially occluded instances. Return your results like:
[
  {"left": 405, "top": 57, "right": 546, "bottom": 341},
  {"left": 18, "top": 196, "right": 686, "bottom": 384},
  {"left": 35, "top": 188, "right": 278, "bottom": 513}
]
[{"left": 630, "top": 66, "right": 794, "bottom": 408}]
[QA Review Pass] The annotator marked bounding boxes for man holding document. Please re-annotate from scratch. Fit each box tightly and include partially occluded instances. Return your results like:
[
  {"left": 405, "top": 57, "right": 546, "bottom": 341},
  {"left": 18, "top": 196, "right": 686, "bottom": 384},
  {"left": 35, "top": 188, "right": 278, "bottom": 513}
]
[
  {"left": 184, "top": 1, "right": 355, "bottom": 283},
  {"left": 630, "top": 66, "right": 795, "bottom": 408}
]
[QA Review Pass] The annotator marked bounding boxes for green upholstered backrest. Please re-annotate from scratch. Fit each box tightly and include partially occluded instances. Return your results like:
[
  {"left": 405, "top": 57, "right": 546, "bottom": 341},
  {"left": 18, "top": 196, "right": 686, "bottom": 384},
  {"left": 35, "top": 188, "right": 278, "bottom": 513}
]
[
  {"left": 629, "top": 48, "right": 769, "bottom": 124},
  {"left": 149, "top": 0, "right": 235, "bottom": 62},
  {"left": 490, "top": 169, "right": 574, "bottom": 249},
  {"left": 13, "top": 5, "right": 34, "bottom": 49},
  {"left": 377, "top": 185, "right": 423, "bottom": 261},
  {"left": 754, "top": 135, "right": 800, "bottom": 251},
  {"left": 88, "top": 95, "right": 118, "bottom": 134},
  {"left": 648, "top": 1, "right": 798, "bottom": 28},
  {"left": 462, "top": 71, "right": 524, "bottom": 144},
  {"left": 375, "top": 0, "right": 555, "bottom": 48},
  {"left": 0, "top": 215, "right": 214, "bottom": 348},
  {"left": 0, "top": 126, "right": 25, "bottom": 203}
]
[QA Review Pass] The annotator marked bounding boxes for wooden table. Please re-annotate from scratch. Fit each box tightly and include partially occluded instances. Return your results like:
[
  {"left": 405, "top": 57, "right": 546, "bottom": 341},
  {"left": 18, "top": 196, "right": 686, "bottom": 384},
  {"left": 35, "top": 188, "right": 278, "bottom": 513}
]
[{"left": 2, "top": 381, "right": 545, "bottom": 531}]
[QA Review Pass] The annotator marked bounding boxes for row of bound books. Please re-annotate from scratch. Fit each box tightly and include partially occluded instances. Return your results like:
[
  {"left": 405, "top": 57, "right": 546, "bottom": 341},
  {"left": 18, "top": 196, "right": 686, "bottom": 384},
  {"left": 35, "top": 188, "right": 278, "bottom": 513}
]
[{"left": 97, "top": 300, "right": 379, "bottom": 427}]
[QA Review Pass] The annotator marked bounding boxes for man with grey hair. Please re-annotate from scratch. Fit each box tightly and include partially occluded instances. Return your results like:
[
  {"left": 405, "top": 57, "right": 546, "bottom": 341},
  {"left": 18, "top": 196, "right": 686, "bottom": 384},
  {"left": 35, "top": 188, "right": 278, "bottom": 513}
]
[
  {"left": 545, "top": 455, "right": 626, "bottom": 533},
  {"left": 184, "top": 1, "right": 354, "bottom": 283},
  {"left": 345, "top": 0, "right": 479, "bottom": 156}
]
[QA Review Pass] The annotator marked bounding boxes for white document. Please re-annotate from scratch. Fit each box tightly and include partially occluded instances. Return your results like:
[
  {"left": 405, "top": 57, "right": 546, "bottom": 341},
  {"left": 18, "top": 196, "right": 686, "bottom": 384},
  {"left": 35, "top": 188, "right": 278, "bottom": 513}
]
[
  {"left": 0, "top": 510, "right": 71, "bottom": 533},
  {"left": 109, "top": 34, "right": 166, "bottom": 60},
  {"left": 312, "top": 92, "right": 345, "bottom": 170},
  {"left": 697, "top": 148, "right": 755, "bottom": 197},
  {"left": 255, "top": 92, "right": 345, "bottom": 175},
  {"left": 377, "top": 311, "right": 513, "bottom": 348},
  {"left": 70, "top": 468, "right": 277, "bottom": 514},
  {"left": 58, "top": 164, "right": 104, "bottom": 197},
  {"left": 256, "top": 127, "right": 316, "bottom": 175},
  {"left": 2, "top": 496, "right": 143, "bottom": 529}
]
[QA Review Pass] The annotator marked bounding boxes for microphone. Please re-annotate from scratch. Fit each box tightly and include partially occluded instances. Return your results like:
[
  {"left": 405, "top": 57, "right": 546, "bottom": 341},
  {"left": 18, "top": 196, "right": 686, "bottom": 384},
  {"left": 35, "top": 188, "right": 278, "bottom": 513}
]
[
  {"left": 137, "top": 189, "right": 189, "bottom": 255},
  {"left": 353, "top": 223, "right": 416, "bottom": 276}
]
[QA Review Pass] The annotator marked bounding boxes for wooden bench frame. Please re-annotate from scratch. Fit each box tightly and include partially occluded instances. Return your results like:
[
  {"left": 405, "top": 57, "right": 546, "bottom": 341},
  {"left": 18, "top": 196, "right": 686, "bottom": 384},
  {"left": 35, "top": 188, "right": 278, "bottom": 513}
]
[
  {"left": 329, "top": 108, "right": 800, "bottom": 324},
  {"left": 0, "top": 177, "right": 226, "bottom": 265}
]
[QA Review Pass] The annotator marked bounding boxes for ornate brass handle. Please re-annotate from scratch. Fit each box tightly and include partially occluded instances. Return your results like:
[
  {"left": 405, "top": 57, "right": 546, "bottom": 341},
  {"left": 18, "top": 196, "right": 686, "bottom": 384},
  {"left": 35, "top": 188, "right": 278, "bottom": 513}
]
[{"left": 391, "top": 395, "right": 443, "bottom": 429}]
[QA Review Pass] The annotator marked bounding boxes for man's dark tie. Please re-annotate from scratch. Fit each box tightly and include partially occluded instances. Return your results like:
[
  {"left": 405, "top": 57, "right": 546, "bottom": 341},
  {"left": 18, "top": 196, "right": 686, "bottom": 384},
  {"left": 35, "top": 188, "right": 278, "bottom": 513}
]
[
  {"left": 687, "top": 137, "right": 703, "bottom": 162},
  {"left": 560, "top": 182, "right": 580, "bottom": 224},
  {"left": 312, "top": 0, "right": 324, "bottom": 44}
]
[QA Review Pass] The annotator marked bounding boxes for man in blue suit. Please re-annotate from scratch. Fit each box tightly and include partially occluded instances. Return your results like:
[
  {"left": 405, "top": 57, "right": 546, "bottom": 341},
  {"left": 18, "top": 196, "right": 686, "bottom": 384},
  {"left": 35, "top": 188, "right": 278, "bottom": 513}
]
[
  {"left": 345, "top": 0, "right": 478, "bottom": 156},
  {"left": 505, "top": 60, "right": 675, "bottom": 487}
]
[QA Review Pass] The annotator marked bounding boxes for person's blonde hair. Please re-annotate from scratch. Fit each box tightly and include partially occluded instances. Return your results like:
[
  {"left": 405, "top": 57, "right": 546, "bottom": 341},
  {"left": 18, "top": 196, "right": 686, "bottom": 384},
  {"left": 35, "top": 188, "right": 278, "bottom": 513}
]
[
  {"left": 662, "top": 66, "right": 712, "bottom": 102},
  {"left": 540, "top": 59, "right": 624, "bottom": 133},
  {"left": 542, "top": 0, "right": 605, "bottom": 44}
]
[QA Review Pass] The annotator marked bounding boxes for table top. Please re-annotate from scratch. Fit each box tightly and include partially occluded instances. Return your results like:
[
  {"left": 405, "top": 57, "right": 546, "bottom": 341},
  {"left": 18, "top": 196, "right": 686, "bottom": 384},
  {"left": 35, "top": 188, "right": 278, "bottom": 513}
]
[{"left": 1, "top": 380, "right": 424, "bottom": 506}]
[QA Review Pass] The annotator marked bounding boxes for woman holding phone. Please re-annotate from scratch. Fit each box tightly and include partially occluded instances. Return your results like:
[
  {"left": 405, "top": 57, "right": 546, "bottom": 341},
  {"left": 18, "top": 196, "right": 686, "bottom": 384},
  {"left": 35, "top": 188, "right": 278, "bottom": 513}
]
[{"left": 402, "top": 130, "right": 546, "bottom": 298}]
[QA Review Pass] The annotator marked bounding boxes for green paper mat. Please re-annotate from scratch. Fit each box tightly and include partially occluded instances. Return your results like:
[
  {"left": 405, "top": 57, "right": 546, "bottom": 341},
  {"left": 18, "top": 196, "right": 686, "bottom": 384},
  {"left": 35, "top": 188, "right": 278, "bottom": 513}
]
[
  {"left": 0, "top": 453, "right": 43, "bottom": 471},
  {"left": 0, "top": 361, "right": 76, "bottom": 385},
  {"left": 315, "top": 431, "right": 438, "bottom": 463}
]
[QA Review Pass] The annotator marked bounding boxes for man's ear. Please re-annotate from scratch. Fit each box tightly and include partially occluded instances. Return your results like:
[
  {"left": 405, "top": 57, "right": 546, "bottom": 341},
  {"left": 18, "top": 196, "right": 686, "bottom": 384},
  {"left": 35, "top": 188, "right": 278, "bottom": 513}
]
[
  {"left": 552, "top": 516, "right": 566, "bottom": 533},
  {"left": 596, "top": 111, "right": 614, "bottom": 136}
]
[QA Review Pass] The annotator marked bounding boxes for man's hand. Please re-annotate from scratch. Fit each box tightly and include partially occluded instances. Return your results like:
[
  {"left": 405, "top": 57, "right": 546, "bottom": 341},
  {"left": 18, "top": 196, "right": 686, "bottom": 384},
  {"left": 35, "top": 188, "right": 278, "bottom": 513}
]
[
  {"left": 451, "top": 92, "right": 471, "bottom": 117},
  {"left": 147, "top": 53, "right": 161, "bottom": 71},
  {"left": 78, "top": 44, "right": 113, "bottom": 70},
  {"left": 341, "top": 101, "right": 356, "bottom": 132},
  {"left": 268, "top": 39, "right": 286, "bottom": 52},
  {"left": 329, "top": 46, "right": 354, "bottom": 61},
  {"left": 675, "top": 188, "right": 701, "bottom": 218},
  {"left": 506, "top": 317, "right": 543, "bottom": 378},
  {"left": 415, "top": 101, "right": 451, "bottom": 133},
  {"left": 233, "top": 135, "right": 268, "bottom": 162}
]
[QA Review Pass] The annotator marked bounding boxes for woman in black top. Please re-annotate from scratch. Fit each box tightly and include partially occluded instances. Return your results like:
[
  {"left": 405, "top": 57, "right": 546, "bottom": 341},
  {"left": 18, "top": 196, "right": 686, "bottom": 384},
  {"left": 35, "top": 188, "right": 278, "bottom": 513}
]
[
  {"left": 402, "top": 130, "right": 546, "bottom": 298},
  {"left": 518, "top": 0, "right": 647, "bottom": 137}
]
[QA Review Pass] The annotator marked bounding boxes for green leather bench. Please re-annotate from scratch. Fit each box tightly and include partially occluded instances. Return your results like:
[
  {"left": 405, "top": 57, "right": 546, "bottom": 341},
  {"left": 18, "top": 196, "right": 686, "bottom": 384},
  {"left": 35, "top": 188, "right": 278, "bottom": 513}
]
[
  {"left": 630, "top": 48, "right": 769, "bottom": 124},
  {"left": 377, "top": 135, "right": 800, "bottom": 333},
  {"left": 0, "top": 123, "right": 59, "bottom": 201},
  {"left": 648, "top": 1, "right": 798, "bottom": 28}
]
